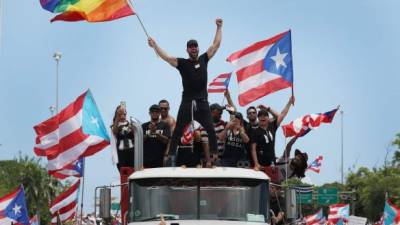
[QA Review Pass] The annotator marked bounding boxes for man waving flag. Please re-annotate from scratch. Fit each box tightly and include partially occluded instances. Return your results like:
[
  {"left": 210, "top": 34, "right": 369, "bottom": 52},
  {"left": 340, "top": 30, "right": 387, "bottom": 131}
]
[
  {"left": 227, "top": 30, "right": 293, "bottom": 106},
  {"left": 34, "top": 90, "right": 110, "bottom": 174}
]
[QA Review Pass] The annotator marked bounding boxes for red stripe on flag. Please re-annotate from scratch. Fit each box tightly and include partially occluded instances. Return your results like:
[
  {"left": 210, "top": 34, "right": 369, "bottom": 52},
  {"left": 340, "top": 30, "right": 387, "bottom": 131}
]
[
  {"left": 209, "top": 82, "right": 225, "bottom": 86},
  {"left": 49, "top": 180, "right": 80, "bottom": 208},
  {"left": 38, "top": 128, "right": 88, "bottom": 160},
  {"left": 81, "top": 140, "right": 110, "bottom": 157},
  {"left": 226, "top": 31, "right": 289, "bottom": 62},
  {"left": 51, "top": 201, "right": 77, "bottom": 217},
  {"left": 34, "top": 92, "right": 86, "bottom": 138},
  {"left": 238, "top": 78, "right": 292, "bottom": 106},
  {"left": 208, "top": 88, "right": 226, "bottom": 93},
  {"left": 236, "top": 60, "right": 265, "bottom": 82}
]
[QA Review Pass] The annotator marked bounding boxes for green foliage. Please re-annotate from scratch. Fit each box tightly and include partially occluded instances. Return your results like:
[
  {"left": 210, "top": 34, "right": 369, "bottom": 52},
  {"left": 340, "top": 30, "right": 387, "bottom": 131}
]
[
  {"left": 0, "top": 153, "right": 64, "bottom": 224},
  {"left": 344, "top": 133, "right": 400, "bottom": 221}
]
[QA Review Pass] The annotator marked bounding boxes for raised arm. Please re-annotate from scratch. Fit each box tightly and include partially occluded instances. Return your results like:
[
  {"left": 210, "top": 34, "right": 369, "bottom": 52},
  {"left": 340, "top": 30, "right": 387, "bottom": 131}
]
[
  {"left": 276, "top": 95, "right": 295, "bottom": 126},
  {"left": 224, "top": 89, "right": 237, "bottom": 112},
  {"left": 207, "top": 18, "right": 223, "bottom": 59},
  {"left": 282, "top": 136, "right": 298, "bottom": 160},
  {"left": 148, "top": 37, "right": 178, "bottom": 67}
]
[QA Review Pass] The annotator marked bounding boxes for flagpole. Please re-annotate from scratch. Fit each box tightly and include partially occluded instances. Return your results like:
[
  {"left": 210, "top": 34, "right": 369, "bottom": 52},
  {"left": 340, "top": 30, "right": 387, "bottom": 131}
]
[
  {"left": 79, "top": 158, "right": 86, "bottom": 225},
  {"left": 0, "top": 0, "right": 3, "bottom": 50},
  {"left": 53, "top": 52, "right": 61, "bottom": 114},
  {"left": 340, "top": 110, "right": 344, "bottom": 184},
  {"left": 127, "top": 0, "right": 150, "bottom": 39}
]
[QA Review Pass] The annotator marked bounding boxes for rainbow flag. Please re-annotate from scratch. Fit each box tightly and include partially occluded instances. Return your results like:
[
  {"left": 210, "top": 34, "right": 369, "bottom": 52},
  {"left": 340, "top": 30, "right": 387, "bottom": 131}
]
[{"left": 40, "top": 0, "right": 135, "bottom": 22}]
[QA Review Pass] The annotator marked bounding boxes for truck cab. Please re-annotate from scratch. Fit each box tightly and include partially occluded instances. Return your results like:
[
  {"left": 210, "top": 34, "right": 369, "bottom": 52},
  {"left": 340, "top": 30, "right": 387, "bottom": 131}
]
[{"left": 127, "top": 167, "right": 271, "bottom": 225}]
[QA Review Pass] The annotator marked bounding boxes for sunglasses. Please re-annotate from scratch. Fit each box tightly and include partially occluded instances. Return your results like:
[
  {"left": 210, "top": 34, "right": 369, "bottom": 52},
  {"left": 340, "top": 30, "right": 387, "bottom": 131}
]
[
  {"left": 160, "top": 107, "right": 169, "bottom": 110},
  {"left": 247, "top": 111, "right": 257, "bottom": 115}
]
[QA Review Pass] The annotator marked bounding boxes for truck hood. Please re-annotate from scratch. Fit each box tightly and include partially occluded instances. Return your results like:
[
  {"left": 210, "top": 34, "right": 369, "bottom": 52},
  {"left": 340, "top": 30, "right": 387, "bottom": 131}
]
[{"left": 128, "top": 220, "right": 269, "bottom": 225}]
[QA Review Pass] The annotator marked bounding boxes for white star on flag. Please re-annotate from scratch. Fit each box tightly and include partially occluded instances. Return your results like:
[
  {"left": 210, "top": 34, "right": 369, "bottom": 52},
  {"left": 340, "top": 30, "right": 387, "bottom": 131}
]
[
  {"left": 13, "top": 203, "right": 21, "bottom": 215},
  {"left": 90, "top": 116, "right": 99, "bottom": 128},
  {"left": 270, "top": 48, "right": 288, "bottom": 69}
]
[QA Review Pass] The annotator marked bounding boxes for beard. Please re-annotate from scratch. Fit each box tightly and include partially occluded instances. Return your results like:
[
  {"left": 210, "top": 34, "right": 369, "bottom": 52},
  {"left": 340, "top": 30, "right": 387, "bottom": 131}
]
[{"left": 189, "top": 51, "right": 199, "bottom": 60}]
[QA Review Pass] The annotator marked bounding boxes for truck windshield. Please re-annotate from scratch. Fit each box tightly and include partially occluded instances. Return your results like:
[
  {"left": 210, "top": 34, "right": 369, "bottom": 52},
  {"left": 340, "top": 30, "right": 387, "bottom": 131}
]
[{"left": 129, "top": 178, "right": 269, "bottom": 223}]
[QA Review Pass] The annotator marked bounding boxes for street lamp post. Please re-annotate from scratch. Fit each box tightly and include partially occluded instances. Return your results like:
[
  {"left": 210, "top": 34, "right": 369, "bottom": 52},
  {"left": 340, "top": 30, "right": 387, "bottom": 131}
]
[
  {"left": 53, "top": 52, "right": 61, "bottom": 114},
  {"left": 341, "top": 110, "right": 344, "bottom": 184}
]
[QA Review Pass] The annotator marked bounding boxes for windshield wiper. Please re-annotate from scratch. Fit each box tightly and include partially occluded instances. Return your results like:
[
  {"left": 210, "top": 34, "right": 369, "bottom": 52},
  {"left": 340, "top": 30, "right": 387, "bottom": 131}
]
[
  {"left": 219, "top": 218, "right": 241, "bottom": 221},
  {"left": 140, "top": 214, "right": 179, "bottom": 221}
]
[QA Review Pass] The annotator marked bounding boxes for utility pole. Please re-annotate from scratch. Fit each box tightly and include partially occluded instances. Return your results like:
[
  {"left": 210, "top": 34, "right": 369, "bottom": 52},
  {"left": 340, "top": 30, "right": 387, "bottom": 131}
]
[
  {"left": 53, "top": 52, "right": 62, "bottom": 114},
  {"left": 341, "top": 110, "right": 344, "bottom": 184}
]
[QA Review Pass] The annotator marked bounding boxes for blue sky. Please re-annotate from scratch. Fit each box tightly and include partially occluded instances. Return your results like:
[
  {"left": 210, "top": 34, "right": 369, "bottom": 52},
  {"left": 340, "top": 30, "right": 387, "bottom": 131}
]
[{"left": 1, "top": 0, "right": 399, "bottom": 213}]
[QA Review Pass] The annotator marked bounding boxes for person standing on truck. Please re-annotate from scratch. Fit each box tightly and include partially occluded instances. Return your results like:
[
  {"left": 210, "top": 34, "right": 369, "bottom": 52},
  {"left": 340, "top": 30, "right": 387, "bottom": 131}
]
[
  {"left": 110, "top": 102, "right": 135, "bottom": 172},
  {"left": 142, "top": 104, "right": 171, "bottom": 168},
  {"left": 147, "top": 18, "right": 223, "bottom": 162},
  {"left": 251, "top": 96, "right": 295, "bottom": 170},
  {"left": 219, "top": 112, "right": 249, "bottom": 167}
]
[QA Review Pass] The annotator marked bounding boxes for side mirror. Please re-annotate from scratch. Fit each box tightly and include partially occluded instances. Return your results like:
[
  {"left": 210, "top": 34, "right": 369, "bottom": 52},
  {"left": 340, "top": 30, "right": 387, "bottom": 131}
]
[{"left": 99, "top": 187, "right": 111, "bottom": 219}]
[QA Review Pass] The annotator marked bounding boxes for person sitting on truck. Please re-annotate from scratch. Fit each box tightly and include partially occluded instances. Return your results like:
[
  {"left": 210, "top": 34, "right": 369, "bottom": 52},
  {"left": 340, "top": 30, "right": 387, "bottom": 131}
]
[
  {"left": 251, "top": 96, "right": 295, "bottom": 170},
  {"left": 142, "top": 104, "right": 171, "bottom": 168},
  {"left": 276, "top": 136, "right": 308, "bottom": 183},
  {"left": 110, "top": 102, "right": 135, "bottom": 172},
  {"left": 219, "top": 112, "right": 250, "bottom": 167}
]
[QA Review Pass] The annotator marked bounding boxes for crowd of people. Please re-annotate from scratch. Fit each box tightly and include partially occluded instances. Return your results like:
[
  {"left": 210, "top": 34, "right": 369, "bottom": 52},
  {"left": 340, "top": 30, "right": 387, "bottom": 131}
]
[
  {"left": 109, "top": 17, "right": 309, "bottom": 225},
  {"left": 109, "top": 91, "right": 308, "bottom": 184}
]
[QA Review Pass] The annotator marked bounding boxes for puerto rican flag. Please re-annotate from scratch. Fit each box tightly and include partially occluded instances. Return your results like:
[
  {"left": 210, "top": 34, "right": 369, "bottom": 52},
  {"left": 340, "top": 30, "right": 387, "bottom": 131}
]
[
  {"left": 383, "top": 200, "right": 400, "bottom": 225},
  {"left": 33, "top": 90, "right": 110, "bottom": 174},
  {"left": 49, "top": 179, "right": 80, "bottom": 225},
  {"left": 0, "top": 186, "right": 29, "bottom": 225},
  {"left": 305, "top": 209, "right": 326, "bottom": 225},
  {"left": 308, "top": 155, "right": 323, "bottom": 173},
  {"left": 181, "top": 121, "right": 201, "bottom": 145},
  {"left": 227, "top": 30, "right": 293, "bottom": 106},
  {"left": 52, "top": 157, "right": 84, "bottom": 180},
  {"left": 328, "top": 204, "right": 349, "bottom": 225},
  {"left": 282, "top": 107, "right": 339, "bottom": 138},
  {"left": 208, "top": 72, "right": 232, "bottom": 93},
  {"left": 29, "top": 215, "right": 39, "bottom": 225}
]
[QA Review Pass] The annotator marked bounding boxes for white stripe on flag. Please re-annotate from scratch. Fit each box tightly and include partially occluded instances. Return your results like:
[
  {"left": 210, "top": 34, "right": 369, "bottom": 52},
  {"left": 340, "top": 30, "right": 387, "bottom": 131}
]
[
  {"left": 50, "top": 190, "right": 79, "bottom": 214},
  {"left": 47, "top": 135, "right": 103, "bottom": 171},
  {"left": 238, "top": 71, "right": 281, "bottom": 94},
  {"left": 35, "top": 110, "right": 83, "bottom": 149},
  {"left": 51, "top": 210, "right": 75, "bottom": 224},
  {"left": 229, "top": 45, "right": 272, "bottom": 68}
]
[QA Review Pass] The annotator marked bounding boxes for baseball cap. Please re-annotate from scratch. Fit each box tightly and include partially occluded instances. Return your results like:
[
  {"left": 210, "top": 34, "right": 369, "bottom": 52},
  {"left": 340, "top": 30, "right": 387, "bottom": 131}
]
[
  {"left": 210, "top": 103, "right": 224, "bottom": 112},
  {"left": 295, "top": 149, "right": 308, "bottom": 167},
  {"left": 149, "top": 104, "right": 161, "bottom": 112},
  {"left": 187, "top": 39, "right": 198, "bottom": 48}
]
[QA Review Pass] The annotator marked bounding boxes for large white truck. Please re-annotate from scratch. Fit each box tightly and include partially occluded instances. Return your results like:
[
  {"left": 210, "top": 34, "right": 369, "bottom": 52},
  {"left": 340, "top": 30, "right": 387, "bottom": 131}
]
[
  {"left": 127, "top": 167, "right": 271, "bottom": 225},
  {"left": 99, "top": 118, "right": 274, "bottom": 225}
]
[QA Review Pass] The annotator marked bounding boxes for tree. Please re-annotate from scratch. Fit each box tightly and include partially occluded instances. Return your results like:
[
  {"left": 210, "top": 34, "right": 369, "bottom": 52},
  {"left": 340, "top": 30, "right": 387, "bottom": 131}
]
[
  {"left": 344, "top": 133, "right": 400, "bottom": 221},
  {"left": 0, "top": 153, "right": 63, "bottom": 224}
]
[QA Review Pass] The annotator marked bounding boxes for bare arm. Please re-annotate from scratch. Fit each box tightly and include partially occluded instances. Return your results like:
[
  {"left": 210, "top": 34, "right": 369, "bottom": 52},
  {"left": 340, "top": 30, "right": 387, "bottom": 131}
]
[
  {"left": 251, "top": 143, "right": 261, "bottom": 170},
  {"left": 224, "top": 89, "right": 237, "bottom": 112},
  {"left": 207, "top": 18, "right": 223, "bottom": 59},
  {"left": 257, "top": 105, "right": 279, "bottom": 119},
  {"left": 282, "top": 136, "right": 298, "bottom": 160},
  {"left": 239, "top": 127, "right": 250, "bottom": 143},
  {"left": 148, "top": 37, "right": 178, "bottom": 67},
  {"left": 276, "top": 95, "right": 295, "bottom": 126}
]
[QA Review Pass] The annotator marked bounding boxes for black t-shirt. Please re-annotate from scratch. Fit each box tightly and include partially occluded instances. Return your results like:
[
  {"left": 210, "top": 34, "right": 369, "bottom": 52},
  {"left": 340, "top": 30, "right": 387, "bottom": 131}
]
[
  {"left": 176, "top": 53, "right": 209, "bottom": 101},
  {"left": 142, "top": 121, "right": 171, "bottom": 168},
  {"left": 243, "top": 120, "right": 259, "bottom": 164},
  {"left": 222, "top": 130, "right": 246, "bottom": 160},
  {"left": 250, "top": 120, "right": 278, "bottom": 166},
  {"left": 114, "top": 121, "right": 135, "bottom": 168}
]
